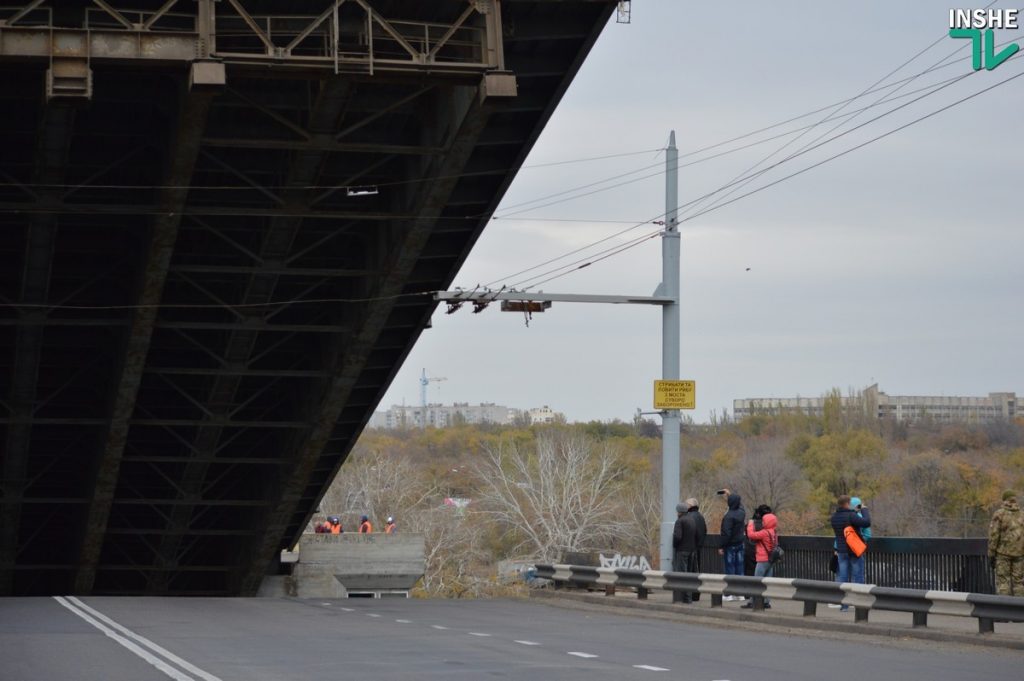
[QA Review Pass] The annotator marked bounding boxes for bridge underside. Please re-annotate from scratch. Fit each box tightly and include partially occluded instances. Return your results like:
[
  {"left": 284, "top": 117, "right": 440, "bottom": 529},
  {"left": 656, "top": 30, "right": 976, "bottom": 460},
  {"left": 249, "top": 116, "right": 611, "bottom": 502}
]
[{"left": 0, "top": 0, "right": 616, "bottom": 595}]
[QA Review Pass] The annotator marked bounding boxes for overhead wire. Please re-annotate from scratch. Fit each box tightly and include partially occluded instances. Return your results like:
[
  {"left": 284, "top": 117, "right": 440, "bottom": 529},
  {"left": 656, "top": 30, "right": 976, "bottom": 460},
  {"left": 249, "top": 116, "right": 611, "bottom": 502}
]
[
  {"left": 487, "top": 13, "right": 1019, "bottom": 289},
  {"left": 684, "top": 0, "right": 1006, "bottom": 221},
  {"left": 496, "top": 70, "right": 976, "bottom": 289},
  {"left": 488, "top": 31, "right": 1020, "bottom": 221},
  {"left": 510, "top": 63, "right": 1024, "bottom": 292}
]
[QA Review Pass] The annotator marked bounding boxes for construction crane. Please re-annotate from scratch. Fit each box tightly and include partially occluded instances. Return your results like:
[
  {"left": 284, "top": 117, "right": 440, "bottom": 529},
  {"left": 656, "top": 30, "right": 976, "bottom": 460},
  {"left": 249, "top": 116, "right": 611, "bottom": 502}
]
[{"left": 419, "top": 368, "right": 447, "bottom": 428}]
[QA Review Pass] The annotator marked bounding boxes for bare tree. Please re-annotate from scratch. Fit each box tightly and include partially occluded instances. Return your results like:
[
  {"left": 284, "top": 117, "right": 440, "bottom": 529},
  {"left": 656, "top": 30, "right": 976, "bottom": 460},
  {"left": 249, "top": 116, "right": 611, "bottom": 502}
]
[
  {"left": 473, "top": 432, "right": 631, "bottom": 561},
  {"left": 409, "top": 506, "right": 485, "bottom": 597},
  {"left": 319, "top": 447, "right": 438, "bottom": 528},
  {"left": 732, "top": 438, "right": 805, "bottom": 512}
]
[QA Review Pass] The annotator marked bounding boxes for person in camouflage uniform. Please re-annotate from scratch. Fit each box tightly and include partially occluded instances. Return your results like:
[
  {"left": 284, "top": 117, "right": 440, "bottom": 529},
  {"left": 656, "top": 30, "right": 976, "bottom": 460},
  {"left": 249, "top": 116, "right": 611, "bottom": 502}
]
[{"left": 989, "top": 490, "right": 1024, "bottom": 596}]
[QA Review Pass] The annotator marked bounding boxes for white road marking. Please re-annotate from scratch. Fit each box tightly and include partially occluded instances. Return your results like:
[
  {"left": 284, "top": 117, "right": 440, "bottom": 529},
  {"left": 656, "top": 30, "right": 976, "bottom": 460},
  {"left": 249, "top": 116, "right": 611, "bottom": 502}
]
[
  {"left": 514, "top": 640, "right": 540, "bottom": 646},
  {"left": 395, "top": 619, "right": 412, "bottom": 623},
  {"left": 431, "top": 625, "right": 449, "bottom": 630},
  {"left": 634, "top": 665, "right": 670, "bottom": 671},
  {"left": 468, "top": 632, "right": 491, "bottom": 637},
  {"left": 366, "top": 613, "right": 381, "bottom": 618},
  {"left": 567, "top": 652, "right": 598, "bottom": 659},
  {"left": 55, "top": 596, "right": 223, "bottom": 681},
  {"left": 340, "top": 607, "right": 354, "bottom": 612}
]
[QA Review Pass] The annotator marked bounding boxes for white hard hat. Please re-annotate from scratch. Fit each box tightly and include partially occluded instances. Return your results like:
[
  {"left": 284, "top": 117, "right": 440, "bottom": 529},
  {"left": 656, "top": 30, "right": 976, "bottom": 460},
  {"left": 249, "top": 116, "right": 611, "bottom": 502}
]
[{"left": 387, "top": 516, "right": 394, "bottom": 523}]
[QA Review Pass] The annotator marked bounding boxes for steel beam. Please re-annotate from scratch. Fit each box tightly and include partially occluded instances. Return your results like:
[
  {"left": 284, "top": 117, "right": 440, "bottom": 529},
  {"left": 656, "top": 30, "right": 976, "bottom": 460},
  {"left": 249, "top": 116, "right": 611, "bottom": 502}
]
[
  {"left": 74, "top": 81, "right": 218, "bottom": 595},
  {"left": 147, "top": 76, "right": 355, "bottom": 592},
  {"left": 0, "top": 100, "right": 76, "bottom": 596},
  {"left": 237, "top": 82, "right": 493, "bottom": 595}
]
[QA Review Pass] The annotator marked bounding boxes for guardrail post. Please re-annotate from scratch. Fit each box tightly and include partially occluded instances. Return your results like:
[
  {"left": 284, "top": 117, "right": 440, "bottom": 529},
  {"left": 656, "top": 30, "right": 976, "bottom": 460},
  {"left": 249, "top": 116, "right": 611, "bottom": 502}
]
[
  {"left": 710, "top": 594, "right": 723, "bottom": 608},
  {"left": 752, "top": 595, "right": 765, "bottom": 612},
  {"left": 803, "top": 601, "right": 817, "bottom": 617},
  {"left": 978, "top": 617, "right": 995, "bottom": 634},
  {"left": 912, "top": 612, "right": 927, "bottom": 628},
  {"left": 637, "top": 587, "right": 649, "bottom": 600},
  {"left": 854, "top": 607, "right": 869, "bottom": 623},
  {"left": 605, "top": 584, "right": 616, "bottom": 596}
]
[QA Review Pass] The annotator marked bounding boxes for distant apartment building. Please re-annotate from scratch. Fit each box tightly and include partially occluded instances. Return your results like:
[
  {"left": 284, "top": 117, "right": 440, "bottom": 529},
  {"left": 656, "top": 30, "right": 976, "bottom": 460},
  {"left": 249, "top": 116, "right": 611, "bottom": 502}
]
[
  {"left": 527, "top": 405, "right": 560, "bottom": 424},
  {"left": 733, "top": 384, "right": 1018, "bottom": 424},
  {"left": 367, "top": 403, "right": 564, "bottom": 429}
]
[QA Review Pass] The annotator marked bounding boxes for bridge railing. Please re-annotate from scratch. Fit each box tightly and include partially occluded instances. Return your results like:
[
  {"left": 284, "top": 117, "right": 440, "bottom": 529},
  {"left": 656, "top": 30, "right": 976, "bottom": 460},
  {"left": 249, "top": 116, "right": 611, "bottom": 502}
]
[
  {"left": 534, "top": 563, "right": 1024, "bottom": 635},
  {"left": 697, "top": 535, "right": 994, "bottom": 594}
]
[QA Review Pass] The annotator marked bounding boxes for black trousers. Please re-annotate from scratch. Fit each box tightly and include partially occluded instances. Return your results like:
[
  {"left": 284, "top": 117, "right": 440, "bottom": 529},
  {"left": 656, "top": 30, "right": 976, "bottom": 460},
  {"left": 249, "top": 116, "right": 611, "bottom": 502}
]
[{"left": 672, "top": 551, "right": 693, "bottom": 603}]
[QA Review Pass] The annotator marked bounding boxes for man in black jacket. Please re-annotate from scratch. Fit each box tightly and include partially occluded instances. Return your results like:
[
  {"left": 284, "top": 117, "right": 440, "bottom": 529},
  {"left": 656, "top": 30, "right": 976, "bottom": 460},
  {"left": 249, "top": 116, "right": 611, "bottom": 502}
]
[
  {"left": 830, "top": 494, "right": 872, "bottom": 612},
  {"left": 685, "top": 497, "right": 707, "bottom": 601},
  {"left": 718, "top": 491, "right": 746, "bottom": 599},
  {"left": 672, "top": 503, "right": 697, "bottom": 603}
]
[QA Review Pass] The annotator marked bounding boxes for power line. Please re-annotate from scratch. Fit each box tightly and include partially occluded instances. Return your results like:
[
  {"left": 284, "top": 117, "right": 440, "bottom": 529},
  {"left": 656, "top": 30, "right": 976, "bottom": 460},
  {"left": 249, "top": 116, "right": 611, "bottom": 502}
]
[
  {"left": 684, "top": 0, "right": 1004, "bottom": 221},
  {"left": 485, "top": 68, "right": 979, "bottom": 288},
  {"left": 499, "top": 64, "right": 1023, "bottom": 292}
]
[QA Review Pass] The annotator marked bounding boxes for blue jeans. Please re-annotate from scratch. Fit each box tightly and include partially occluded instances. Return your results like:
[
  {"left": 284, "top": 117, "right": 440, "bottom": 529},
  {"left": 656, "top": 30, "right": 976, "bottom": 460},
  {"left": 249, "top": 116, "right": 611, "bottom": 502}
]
[
  {"left": 836, "top": 552, "right": 865, "bottom": 609},
  {"left": 723, "top": 543, "right": 744, "bottom": 576},
  {"left": 754, "top": 561, "right": 773, "bottom": 604}
]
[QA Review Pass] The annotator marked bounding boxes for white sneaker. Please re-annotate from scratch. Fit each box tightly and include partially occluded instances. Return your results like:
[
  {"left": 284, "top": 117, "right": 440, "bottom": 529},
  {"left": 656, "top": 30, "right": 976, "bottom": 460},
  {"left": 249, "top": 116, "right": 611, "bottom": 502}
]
[
  {"left": 827, "top": 604, "right": 842, "bottom": 609},
  {"left": 724, "top": 595, "right": 736, "bottom": 602}
]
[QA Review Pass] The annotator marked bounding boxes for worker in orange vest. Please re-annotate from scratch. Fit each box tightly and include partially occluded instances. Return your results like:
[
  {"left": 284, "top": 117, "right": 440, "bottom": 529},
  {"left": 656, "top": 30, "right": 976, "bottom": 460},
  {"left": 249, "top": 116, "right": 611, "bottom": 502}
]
[
  {"left": 358, "top": 515, "right": 373, "bottom": 534},
  {"left": 385, "top": 516, "right": 396, "bottom": 534},
  {"left": 329, "top": 516, "right": 342, "bottom": 534}
]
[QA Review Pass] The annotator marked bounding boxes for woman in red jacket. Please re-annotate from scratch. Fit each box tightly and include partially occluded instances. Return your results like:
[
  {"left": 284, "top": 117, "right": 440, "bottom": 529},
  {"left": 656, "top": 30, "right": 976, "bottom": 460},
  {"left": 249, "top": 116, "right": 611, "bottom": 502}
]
[{"left": 743, "top": 512, "right": 779, "bottom": 609}]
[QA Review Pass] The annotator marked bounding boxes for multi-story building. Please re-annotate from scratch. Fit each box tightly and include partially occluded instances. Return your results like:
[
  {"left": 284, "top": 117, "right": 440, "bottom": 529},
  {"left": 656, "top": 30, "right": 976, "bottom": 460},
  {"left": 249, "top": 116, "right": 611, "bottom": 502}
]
[
  {"left": 367, "top": 402, "right": 563, "bottom": 429},
  {"left": 733, "top": 384, "right": 1018, "bottom": 424}
]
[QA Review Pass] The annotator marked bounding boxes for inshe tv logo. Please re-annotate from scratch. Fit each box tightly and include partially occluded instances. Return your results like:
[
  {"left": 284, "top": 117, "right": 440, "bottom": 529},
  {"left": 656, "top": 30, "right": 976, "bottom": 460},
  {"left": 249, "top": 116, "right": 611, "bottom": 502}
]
[{"left": 949, "top": 9, "right": 1020, "bottom": 71}]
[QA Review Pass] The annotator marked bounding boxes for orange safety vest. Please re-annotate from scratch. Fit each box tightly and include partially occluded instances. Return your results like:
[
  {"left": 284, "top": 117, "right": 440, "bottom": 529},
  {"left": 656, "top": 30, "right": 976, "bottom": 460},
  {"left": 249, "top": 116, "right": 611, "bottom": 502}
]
[
  {"left": 359, "top": 521, "right": 373, "bottom": 534},
  {"left": 330, "top": 523, "right": 341, "bottom": 535},
  {"left": 385, "top": 522, "right": 396, "bottom": 534}
]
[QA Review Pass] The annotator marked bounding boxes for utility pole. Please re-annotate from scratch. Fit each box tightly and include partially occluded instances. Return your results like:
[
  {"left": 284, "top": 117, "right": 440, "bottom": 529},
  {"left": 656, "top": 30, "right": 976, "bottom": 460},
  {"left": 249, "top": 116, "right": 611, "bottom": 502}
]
[
  {"left": 659, "top": 131, "right": 681, "bottom": 572},
  {"left": 433, "top": 131, "right": 684, "bottom": 571}
]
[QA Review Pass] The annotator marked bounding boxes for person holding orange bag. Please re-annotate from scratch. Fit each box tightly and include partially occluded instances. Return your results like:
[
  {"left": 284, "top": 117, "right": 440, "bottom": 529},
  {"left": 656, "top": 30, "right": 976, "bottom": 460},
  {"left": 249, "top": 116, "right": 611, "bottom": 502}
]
[{"left": 830, "top": 494, "right": 872, "bottom": 612}]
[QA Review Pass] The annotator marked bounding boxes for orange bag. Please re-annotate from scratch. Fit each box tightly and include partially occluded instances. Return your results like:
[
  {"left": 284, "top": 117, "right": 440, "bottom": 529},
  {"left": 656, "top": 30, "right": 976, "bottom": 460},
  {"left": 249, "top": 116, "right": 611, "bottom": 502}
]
[{"left": 844, "top": 526, "right": 867, "bottom": 557}]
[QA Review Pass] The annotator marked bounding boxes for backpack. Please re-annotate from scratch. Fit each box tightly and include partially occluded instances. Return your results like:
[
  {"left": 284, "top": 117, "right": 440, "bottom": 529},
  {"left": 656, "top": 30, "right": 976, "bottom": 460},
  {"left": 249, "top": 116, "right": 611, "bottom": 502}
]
[
  {"left": 844, "top": 525, "right": 867, "bottom": 557},
  {"left": 768, "top": 531, "right": 784, "bottom": 565}
]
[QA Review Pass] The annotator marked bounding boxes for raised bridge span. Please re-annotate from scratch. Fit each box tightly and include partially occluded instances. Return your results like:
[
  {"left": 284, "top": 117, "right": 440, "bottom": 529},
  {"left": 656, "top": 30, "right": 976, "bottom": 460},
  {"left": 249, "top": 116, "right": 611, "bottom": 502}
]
[{"left": 0, "top": 0, "right": 617, "bottom": 596}]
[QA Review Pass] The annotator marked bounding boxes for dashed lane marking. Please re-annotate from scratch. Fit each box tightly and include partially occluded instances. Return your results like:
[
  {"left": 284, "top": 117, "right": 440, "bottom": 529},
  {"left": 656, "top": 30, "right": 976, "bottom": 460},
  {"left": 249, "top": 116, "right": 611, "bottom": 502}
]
[
  {"left": 395, "top": 619, "right": 412, "bottom": 623},
  {"left": 567, "top": 652, "right": 598, "bottom": 659},
  {"left": 366, "top": 614, "right": 381, "bottom": 618},
  {"left": 634, "top": 665, "right": 670, "bottom": 671},
  {"left": 431, "top": 625, "right": 449, "bottom": 630},
  {"left": 514, "top": 641, "right": 540, "bottom": 646},
  {"left": 340, "top": 607, "right": 354, "bottom": 612},
  {"left": 468, "top": 632, "right": 491, "bottom": 637}
]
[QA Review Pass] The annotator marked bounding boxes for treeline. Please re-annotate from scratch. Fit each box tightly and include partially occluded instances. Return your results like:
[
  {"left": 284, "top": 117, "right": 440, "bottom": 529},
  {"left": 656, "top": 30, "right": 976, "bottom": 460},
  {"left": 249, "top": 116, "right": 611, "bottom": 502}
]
[{"left": 317, "top": 399, "right": 1023, "bottom": 596}]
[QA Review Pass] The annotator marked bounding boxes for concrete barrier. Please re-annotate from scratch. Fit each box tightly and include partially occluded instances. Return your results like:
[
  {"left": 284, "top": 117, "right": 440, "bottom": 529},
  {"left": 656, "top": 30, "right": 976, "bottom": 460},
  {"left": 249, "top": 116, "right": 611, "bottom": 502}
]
[{"left": 267, "top": 533, "right": 425, "bottom": 599}]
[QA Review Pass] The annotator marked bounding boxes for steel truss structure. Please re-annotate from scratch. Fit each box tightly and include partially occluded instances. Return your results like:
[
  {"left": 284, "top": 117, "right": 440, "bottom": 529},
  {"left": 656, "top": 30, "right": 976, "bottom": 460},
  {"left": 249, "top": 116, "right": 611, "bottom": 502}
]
[{"left": 0, "top": 0, "right": 617, "bottom": 596}]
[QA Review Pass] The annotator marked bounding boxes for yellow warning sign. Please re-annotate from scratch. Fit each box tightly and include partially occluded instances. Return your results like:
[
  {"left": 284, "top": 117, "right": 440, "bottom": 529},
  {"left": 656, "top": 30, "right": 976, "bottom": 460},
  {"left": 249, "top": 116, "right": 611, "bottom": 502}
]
[{"left": 654, "top": 380, "right": 696, "bottom": 410}]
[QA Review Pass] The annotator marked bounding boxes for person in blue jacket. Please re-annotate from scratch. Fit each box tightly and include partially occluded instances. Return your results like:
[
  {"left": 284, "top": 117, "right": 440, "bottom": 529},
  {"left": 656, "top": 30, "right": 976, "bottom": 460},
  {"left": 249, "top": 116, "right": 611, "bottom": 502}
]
[{"left": 830, "top": 494, "right": 872, "bottom": 612}]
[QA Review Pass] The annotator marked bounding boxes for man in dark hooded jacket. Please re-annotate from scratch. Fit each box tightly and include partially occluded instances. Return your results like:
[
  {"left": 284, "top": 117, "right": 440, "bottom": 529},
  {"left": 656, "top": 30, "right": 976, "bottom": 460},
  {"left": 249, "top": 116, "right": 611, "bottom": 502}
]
[
  {"left": 718, "top": 491, "right": 746, "bottom": 599},
  {"left": 672, "top": 503, "right": 697, "bottom": 603}
]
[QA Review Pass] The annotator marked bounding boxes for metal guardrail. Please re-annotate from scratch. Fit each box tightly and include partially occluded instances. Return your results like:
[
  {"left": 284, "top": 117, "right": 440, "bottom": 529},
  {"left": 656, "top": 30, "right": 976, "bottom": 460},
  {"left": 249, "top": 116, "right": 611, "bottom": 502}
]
[
  {"left": 695, "top": 535, "right": 995, "bottom": 594},
  {"left": 534, "top": 563, "right": 1024, "bottom": 635}
]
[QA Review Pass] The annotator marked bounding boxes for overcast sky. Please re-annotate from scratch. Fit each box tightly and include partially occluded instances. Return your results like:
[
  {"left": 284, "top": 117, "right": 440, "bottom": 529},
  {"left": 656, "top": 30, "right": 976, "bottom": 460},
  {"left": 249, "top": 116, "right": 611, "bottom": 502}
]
[{"left": 377, "top": 1, "right": 1023, "bottom": 423}]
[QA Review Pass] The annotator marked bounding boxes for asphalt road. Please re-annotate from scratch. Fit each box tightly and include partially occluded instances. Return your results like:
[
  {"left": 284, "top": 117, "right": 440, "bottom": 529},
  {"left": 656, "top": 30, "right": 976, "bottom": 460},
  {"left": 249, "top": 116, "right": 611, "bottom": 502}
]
[{"left": 1, "top": 596, "right": 1019, "bottom": 681}]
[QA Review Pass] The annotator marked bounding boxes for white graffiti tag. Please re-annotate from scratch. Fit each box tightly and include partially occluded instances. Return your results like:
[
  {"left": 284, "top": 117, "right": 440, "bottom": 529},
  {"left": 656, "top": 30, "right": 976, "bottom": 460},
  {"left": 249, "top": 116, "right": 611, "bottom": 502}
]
[{"left": 599, "top": 553, "right": 651, "bottom": 570}]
